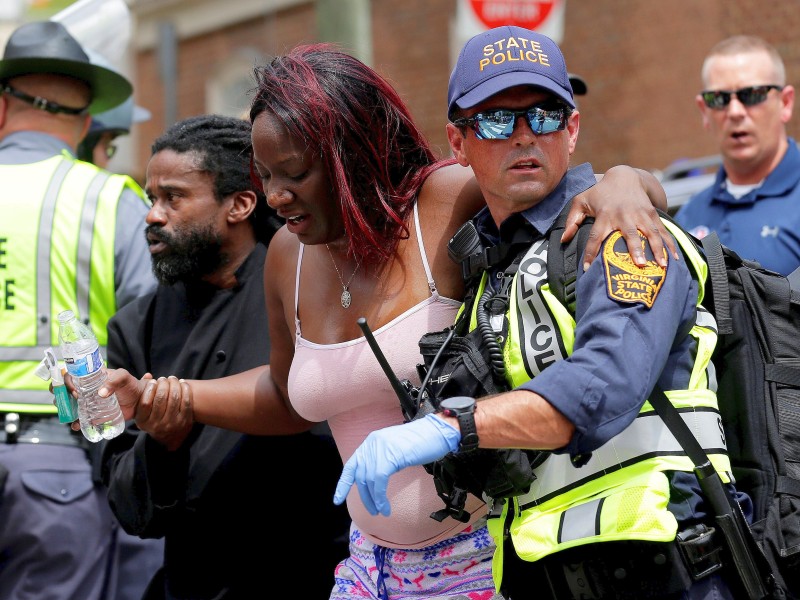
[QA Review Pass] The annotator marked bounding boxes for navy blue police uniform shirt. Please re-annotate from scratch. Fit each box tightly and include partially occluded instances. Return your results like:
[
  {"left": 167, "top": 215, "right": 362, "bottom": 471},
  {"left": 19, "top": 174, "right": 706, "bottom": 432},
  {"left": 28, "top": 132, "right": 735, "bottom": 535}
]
[
  {"left": 473, "top": 162, "right": 699, "bottom": 458},
  {"left": 473, "top": 165, "right": 754, "bottom": 525}
]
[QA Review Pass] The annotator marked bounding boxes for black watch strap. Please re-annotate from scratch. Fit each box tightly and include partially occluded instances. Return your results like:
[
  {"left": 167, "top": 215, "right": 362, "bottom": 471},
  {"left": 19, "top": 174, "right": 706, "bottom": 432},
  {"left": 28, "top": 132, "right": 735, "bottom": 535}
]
[
  {"left": 455, "top": 411, "right": 479, "bottom": 452},
  {"left": 441, "top": 397, "right": 479, "bottom": 452}
]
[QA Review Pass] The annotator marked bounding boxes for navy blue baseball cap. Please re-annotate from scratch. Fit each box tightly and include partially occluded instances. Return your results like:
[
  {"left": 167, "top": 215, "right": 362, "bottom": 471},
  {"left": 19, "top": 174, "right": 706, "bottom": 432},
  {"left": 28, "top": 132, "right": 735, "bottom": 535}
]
[{"left": 448, "top": 26, "right": 575, "bottom": 118}]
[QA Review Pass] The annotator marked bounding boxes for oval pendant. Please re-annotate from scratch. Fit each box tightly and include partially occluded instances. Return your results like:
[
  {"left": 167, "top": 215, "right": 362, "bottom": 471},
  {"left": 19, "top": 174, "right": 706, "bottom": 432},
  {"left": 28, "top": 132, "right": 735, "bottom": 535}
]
[{"left": 341, "top": 289, "right": 352, "bottom": 309}]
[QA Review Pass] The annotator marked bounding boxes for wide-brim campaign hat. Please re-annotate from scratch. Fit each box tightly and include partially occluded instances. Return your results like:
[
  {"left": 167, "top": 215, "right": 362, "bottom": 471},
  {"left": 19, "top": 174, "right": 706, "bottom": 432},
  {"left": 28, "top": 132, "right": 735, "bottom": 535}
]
[
  {"left": 448, "top": 25, "right": 575, "bottom": 118},
  {"left": 0, "top": 21, "right": 132, "bottom": 115}
]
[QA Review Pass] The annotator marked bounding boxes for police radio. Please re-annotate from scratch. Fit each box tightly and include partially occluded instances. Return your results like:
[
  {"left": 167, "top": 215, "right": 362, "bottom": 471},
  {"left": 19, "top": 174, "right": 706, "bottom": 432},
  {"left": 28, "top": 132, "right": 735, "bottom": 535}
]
[{"left": 356, "top": 317, "right": 440, "bottom": 423}]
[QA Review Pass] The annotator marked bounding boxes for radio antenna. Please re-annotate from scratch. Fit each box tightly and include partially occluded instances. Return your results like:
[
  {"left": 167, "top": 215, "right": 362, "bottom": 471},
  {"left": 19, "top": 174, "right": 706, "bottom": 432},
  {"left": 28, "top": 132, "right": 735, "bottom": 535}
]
[{"left": 357, "top": 317, "right": 417, "bottom": 418}]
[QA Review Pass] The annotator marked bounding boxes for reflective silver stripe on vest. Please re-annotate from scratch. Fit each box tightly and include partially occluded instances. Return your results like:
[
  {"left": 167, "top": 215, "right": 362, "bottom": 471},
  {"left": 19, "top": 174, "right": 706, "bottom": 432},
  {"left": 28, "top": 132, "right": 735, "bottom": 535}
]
[
  {"left": 0, "top": 388, "right": 57, "bottom": 404},
  {"left": 516, "top": 407, "right": 726, "bottom": 509},
  {"left": 0, "top": 343, "right": 108, "bottom": 361},
  {"left": 77, "top": 171, "right": 112, "bottom": 321},
  {"left": 696, "top": 306, "right": 716, "bottom": 331},
  {"left": 559, "top": 497, "right": 603, "bottom": 543},
  {"left": 0, "top": 346, "right": 56, "bottom": 361},
  {"left": 696, "top": 306, "right": 719, "bottom": 392},
  {"left": 37, "top": 158, "right": 74, "bottom": 344},
  {"left": 516, "top": 238, "right": 569, "bottom": 377}
]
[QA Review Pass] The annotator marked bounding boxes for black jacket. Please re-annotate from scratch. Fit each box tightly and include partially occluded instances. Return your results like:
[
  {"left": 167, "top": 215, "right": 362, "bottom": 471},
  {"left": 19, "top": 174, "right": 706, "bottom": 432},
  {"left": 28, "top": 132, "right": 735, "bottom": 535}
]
[{"left": 102, "top": 243, "right": 349, "bottom": 599}]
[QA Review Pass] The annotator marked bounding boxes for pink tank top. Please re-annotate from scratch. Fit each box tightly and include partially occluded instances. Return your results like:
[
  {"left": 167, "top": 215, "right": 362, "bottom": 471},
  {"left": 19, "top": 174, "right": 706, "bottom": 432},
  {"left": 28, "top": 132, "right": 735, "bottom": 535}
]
[{"left": 288, "top": 204, "right": 486, "bottom": 549}]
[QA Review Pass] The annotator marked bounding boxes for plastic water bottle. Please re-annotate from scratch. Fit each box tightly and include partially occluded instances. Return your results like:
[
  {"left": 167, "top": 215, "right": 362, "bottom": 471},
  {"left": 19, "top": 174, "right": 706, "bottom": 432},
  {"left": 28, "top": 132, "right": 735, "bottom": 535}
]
[{"left": 57, "top": 310, "right": 124, "bottom": 442}]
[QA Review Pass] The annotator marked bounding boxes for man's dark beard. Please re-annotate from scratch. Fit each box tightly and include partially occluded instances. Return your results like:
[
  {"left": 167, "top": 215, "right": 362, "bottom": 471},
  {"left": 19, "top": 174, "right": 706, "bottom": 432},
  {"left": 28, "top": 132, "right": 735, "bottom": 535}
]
[{"left": 146, "top": 223, "right": 227, "bottom": 286}]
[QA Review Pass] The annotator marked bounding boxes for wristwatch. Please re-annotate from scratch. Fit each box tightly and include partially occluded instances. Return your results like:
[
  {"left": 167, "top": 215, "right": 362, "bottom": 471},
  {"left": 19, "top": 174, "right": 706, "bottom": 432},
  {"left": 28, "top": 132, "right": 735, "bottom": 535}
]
[{"left": 440, "top": 396, "right": 479, "bottom": 453}]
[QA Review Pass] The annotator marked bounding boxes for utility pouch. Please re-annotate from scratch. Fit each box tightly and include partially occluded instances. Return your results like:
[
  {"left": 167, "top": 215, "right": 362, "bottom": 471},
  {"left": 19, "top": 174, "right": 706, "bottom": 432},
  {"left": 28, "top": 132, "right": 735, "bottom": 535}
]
[
  {"left": 676, "top": 523, "right": 724, "bottom": 580},
  {"left": 414, "top": 324, "right": 545, "bottom": 522},
  {"left": 417, "top": 326, "right": 504, "bottom": 401}
]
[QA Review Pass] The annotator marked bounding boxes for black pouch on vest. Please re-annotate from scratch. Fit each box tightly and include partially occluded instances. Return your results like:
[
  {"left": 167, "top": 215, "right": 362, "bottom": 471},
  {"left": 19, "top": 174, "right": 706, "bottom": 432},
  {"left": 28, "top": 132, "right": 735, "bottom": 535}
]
[
  {"left": 675, "top": 523, "right": 724, "bottom": 580},
  {"left": 415, "top": 325, "right": 546, "bottom": 521}
]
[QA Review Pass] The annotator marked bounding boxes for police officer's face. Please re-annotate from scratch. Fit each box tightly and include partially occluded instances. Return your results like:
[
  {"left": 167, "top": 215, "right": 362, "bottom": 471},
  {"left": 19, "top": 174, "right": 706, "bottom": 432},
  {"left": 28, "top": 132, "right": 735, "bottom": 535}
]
[
  {"left": 144, "top": 149, "right": 228, "bottom": 285},
  {"left": 447, "top": 86, "right": 580, "bottom": 227}
]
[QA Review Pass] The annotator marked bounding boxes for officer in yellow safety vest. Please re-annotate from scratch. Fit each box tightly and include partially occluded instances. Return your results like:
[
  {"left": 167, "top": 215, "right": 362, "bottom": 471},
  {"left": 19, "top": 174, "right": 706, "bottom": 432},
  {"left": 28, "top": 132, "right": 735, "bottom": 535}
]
[
  {"left": 0, "top": 20, "right": 155, "bottom": 599},
  {"left": 335, "top": 26, "right": 752, "bottom": 599}
]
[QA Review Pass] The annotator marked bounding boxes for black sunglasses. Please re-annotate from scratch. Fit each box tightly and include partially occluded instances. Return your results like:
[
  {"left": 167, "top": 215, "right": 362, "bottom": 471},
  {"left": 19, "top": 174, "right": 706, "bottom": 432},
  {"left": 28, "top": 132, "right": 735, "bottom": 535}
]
[
  {"left": 700, "top": 85, "right": 783, "bottom": 110},
  {"left": 452, "top": 104, "right": 568, "bottom": 140}
]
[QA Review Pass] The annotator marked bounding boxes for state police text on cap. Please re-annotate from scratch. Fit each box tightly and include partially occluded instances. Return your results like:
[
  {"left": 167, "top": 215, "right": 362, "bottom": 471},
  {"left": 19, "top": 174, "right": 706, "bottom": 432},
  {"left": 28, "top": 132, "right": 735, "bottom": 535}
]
[{"left": 448, "top": 26, "right": 575, "bottom": 117}]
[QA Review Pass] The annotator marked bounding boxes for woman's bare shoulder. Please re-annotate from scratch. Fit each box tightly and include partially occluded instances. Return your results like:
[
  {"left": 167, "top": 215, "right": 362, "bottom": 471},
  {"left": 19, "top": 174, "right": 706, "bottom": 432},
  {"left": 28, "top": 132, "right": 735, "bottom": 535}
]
[
  {"left": 418, "top": 162, "right": 484, "bottom": 224},
  {"left": 265, "top": 226, "right": 300, "bottom": 280}
]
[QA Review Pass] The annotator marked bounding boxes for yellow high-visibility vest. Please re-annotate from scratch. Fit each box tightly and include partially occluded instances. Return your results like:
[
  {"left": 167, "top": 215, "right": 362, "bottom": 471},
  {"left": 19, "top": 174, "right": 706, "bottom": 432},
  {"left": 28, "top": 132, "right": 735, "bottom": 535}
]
[
  {"left": 0, "top": 153, "right": 148, "bottom": 412},
  {"left": 463, "top": 218, "right": 732, "bottom": 586}
]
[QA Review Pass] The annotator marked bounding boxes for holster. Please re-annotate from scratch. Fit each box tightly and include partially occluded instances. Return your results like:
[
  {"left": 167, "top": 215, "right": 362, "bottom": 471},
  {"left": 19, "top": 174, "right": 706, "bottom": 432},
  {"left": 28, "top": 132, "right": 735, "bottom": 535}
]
[{"left": 676, "top": 523, "right": 724, "bottom": 580}]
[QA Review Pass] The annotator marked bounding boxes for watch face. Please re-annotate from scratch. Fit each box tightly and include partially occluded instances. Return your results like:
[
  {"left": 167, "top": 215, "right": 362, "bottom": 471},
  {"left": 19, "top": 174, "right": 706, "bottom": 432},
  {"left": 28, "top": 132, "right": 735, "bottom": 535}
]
[{"left": 442, "top": 397, "right": 474, "bottom": 411}]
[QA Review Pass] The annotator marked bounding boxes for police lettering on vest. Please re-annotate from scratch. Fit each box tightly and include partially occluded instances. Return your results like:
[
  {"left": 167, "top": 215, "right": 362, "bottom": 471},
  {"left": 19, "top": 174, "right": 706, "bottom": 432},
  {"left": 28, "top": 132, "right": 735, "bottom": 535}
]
[{"left": 0, "top": 236, "right": 14, "bottom": 310}]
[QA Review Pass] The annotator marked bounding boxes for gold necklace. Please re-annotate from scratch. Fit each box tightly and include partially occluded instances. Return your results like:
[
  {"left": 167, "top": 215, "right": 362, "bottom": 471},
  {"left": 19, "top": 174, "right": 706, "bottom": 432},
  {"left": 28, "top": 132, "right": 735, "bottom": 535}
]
[{"left": 325, "top": 244, "right": 362, "bottom": 309}]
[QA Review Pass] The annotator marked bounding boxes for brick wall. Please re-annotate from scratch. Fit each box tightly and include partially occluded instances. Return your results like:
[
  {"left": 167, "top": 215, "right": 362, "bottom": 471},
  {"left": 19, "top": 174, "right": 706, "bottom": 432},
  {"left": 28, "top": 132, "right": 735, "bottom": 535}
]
[
  {"left": 371, "top": 0, "right": 456, "bottom": 159},
  {"left": 133, "top": 2, "right": 318, "bottom": 180},
  {"left": 131, "top": 0, "right": 800, "bottom": 179}
]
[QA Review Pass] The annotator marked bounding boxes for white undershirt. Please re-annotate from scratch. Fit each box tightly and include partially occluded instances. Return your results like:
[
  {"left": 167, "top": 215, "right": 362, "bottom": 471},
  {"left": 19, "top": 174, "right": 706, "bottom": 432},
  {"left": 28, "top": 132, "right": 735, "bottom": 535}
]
[{"left": 724, "top": 178, "right": 763, "bottom": 199}]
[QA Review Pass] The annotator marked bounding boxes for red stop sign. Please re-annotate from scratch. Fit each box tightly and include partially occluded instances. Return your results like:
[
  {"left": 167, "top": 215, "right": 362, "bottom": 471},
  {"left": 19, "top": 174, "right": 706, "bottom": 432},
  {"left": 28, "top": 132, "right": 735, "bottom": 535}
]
[{"left": 468, "top": 0, "right": 557, "bottom": 31}]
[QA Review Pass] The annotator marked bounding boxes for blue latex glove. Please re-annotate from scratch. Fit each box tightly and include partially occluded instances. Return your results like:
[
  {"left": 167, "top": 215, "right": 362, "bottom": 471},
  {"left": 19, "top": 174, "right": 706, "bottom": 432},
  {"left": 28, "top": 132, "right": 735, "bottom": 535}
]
[{"left": 333, "top": 414, "right": 461, "bottom": 517}]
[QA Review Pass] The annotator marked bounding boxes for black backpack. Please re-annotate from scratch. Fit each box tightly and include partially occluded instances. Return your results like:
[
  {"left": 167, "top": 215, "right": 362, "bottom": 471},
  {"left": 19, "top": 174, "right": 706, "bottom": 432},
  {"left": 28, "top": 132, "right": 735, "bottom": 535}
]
[{"left": 548, "top": 207, "right": 800, "bottom": 600}]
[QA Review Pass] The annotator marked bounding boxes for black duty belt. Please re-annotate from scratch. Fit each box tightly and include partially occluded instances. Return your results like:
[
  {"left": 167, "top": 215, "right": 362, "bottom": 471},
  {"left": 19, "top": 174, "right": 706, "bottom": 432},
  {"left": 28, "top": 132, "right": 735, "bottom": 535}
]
[
  {"left": 500, "top": 526, "right": 727, "bottom": 600},
  {"left": 1, "top": 412, "right": 88, "bottom": 448}
]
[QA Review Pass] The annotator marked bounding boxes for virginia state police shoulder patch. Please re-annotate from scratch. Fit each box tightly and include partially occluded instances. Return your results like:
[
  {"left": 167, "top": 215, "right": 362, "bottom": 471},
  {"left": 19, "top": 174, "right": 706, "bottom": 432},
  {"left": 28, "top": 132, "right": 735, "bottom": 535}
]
[{"left": 602, "top": 231, "right": 667, "bottom": 309}]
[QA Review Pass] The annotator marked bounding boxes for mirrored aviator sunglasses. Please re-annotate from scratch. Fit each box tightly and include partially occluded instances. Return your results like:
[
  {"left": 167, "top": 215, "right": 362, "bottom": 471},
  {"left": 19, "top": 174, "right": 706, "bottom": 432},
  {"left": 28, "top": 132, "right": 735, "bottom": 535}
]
[
  {"left": 453, "top": 105, "right": 568, "bottom": 140},
  {"left": 700, "top": 84, "right": 783, "bottom": 110}
]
